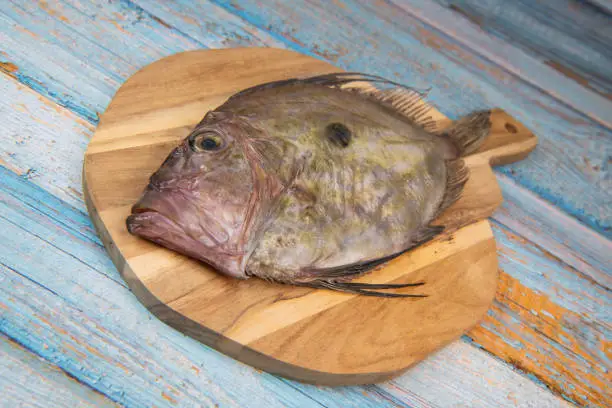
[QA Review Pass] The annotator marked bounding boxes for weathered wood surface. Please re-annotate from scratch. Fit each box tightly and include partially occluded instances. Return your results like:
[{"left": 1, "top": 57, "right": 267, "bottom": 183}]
[
  {"left": 431, "top": 0, "right": 612, "bottom": 97},
  {"left": 0, "top": 160, "right": 403, "bottom": 407},
  {"left": 0, "top": 0, "right": 609, "bottom": 406},
  {"left": 0, "top": 144, "right": 570, "bottom": 407},
  {"left": 0, "top": 334, "right": 118, "bottom": 408},
  {"left": 1, "top": 0, "right": 609, "bottom": 238}
]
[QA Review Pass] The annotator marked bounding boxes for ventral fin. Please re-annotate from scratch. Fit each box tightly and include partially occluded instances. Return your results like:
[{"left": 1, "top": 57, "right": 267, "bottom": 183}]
[
  {"left": 294, "top": 238, "right": 444, "bottom": 298},
  {"left": 303, "top": 280, "right": 427, "bottom": 298}
]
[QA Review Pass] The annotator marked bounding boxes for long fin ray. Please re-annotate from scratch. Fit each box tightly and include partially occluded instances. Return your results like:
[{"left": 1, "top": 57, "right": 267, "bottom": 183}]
[
  {"left": 294, "top": 224, "right": 447, "bottom": 298},
  {"left": 224, "top": 72, "right": 439, "bottom": 129},
  {"left": 303, "top": 280, "right": 428, "bottom": 298}
]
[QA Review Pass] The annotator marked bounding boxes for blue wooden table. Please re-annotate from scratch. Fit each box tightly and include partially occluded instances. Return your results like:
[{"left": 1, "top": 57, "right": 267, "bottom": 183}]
[{"left": 0, "top": 1, "right": 609, "bottom": 407}]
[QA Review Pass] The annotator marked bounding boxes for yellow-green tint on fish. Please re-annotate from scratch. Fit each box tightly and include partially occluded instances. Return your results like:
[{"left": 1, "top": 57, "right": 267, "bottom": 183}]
[{"left": 126, "top": 73, "right": 491, "bottom": 297}]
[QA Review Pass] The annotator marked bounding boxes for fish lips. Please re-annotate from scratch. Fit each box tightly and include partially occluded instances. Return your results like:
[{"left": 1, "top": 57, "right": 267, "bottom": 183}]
[{"left": 126, "top": 203, "right": 248, "bottom": 279}]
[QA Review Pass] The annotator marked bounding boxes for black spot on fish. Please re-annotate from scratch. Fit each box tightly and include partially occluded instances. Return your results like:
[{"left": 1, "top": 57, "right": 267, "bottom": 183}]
[{"left": 325, "top": 123, "right": 351, "bottom": 148}]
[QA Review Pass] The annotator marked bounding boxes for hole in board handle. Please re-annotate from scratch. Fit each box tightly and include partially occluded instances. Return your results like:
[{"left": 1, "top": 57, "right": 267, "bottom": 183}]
[{"left": 505, "top": 123, "right": 518, "bottom": 134}]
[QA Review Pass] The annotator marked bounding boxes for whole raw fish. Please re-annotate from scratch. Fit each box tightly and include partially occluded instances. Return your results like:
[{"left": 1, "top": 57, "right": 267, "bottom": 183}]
[{"left": 127, "top": 73, "right": 490, "bottom": 297}]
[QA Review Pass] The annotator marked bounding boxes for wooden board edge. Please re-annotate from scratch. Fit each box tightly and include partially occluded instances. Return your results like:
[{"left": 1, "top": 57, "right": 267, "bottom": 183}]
[{"left": 81, "top": 48, "right": 511, "bottom": 383}]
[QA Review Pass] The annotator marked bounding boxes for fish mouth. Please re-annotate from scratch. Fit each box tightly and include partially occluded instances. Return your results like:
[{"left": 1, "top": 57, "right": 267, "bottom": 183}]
[
  {"left": 126, "top": 197, "right": 248, "bottom": 279},
  {"left": 126, "top": 205, "right": 185, "bottom": 245}
]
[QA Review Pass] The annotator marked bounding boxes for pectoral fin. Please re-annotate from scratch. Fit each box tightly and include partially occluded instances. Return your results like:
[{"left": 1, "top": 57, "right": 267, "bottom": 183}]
[{"left": 296, "top": 225, "right": 447, "bottom": 298}]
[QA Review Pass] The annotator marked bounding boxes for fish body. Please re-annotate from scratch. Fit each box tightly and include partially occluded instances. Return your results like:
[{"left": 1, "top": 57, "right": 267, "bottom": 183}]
[{"left": 127, "top": 73, "right": 491, "bottom": 297}]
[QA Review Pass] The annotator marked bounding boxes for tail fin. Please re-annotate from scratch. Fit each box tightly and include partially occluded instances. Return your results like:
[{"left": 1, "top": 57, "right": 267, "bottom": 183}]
[{"left": 441, "top": 110, "right": 491, "bottom": 156}]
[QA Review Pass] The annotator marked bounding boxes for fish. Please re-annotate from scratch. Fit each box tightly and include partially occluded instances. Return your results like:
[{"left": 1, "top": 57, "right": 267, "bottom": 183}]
[{"left": 126, "top": 73, "right": 491, "bottom": 298}]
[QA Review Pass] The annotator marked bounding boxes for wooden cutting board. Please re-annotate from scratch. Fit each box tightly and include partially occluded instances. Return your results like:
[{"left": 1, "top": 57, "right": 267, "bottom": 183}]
[{"left": 83, "top": 48, "right": 537, "bottom": 385}]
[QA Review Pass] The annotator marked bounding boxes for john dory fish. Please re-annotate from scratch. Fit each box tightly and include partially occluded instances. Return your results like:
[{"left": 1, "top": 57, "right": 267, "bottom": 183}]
[{"left": 126, "top": 73, "right": 491, "bottom": 297}]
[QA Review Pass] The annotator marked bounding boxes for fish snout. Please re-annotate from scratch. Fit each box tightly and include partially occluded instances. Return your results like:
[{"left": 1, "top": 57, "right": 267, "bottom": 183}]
[
  {"left": 148, "top": 146, "right": 190, "bottom": 189},
  {"left": 129, "top": 187, "right": 187, "bottom": 231}
]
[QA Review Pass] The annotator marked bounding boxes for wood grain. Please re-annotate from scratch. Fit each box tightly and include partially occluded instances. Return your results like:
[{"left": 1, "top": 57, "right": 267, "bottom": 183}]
[
  {"left": 1, "top": 0, "right": 608, "bottom": 236},
  {"left": 0, "top": 162, "right": 571, "bottom": 407},
  {"left": 83, "top": 48, "right": 536, "bottom": 384},
  {"left": 0, "top": 70, "right": 577, "bottom": 407},
  {"left": 389, "top": 0, "right": 612, "bottom": 123},
  {"left": 430, "top": 0, "right": 612, "bottom": 97},
  {"left": 0, "top": 0, "right": 608, "bottom": 404},
  {"left": 0, "top": 334, "right": 118, "bottom": 408}
]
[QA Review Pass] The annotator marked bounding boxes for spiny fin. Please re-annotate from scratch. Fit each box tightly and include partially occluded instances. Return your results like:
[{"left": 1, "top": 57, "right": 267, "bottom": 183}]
[
  {"left": 330, "top": 281, "right": 425, "bottom": 289},
  {"left": 226, "top": 72, "right": 440, "bottom": 130},
  {"left": 350, "top": 86, "right": 439, "bottom": 131},
  {"left": 440, "top": 110, "right": 491, "bottom": 156},
  {"left": 301, "top": 247, "right": 412, "bottom": 280},
  {"left": 412, "top": 225, "right": 445, "bottom": 245},
  {"left": 296, "top": 225, "right": 447, "bottom": 298},
  {"left": 303, "top": 280, "right": 427, "bottom": 298},
  {"left": 228, "top": 72, "right": 419, "bottom": 98},
  {"left": 435, "top": 159, "right": 470, "bottom": 218}
]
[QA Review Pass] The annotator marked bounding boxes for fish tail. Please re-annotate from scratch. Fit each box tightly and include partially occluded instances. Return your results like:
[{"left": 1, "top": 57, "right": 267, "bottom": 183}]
[{"left": 441, "top": 110, "right": 491, "bottom": 156}]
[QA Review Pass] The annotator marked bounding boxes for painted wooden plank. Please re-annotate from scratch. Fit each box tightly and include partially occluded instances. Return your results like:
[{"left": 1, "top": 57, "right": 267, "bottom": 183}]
[
  {"left": 492, "top": 222, "right": 609, "bottom": 327},
  {"left": 0, "top": 0, "right": 277, "bottom": 123},
  {"left": 0, "top": 172, "right": 402, "bottom": 408},
  {"left": 485, "top": 225, "right": 610, "bottom": 406},
  {"left": 210, "top": 0, "right": 612, "bottom": 124},
  {"left": 1, "top": 0, "right": 199, "bottom": 123},
  {"left": 588, "top": 0, "right": 612, "bottom": 14},
  {"left": 0, "top": 270, "right": 327, "bottom": 408},
  {"left": 418, "top": 0, "right": 612, "bottom": 99},
  {"left": 449, "top": 0, "right": 612, "bottom": 95},
  {"left": 380, "top": 341, "right": 573, "bottom": 408},
  {"left": 206, "top": 0, "right": 611, "bottom": 238},
  {"left": 0, "top": 0, "right": 610, "bottom": 237},
  {"left": 132, "top": 0, "right": 285, "bottom": 48},
  {"left": 495, "top": 174, "right": 611, "bottom": 289},
  {"left": 0, "top": 73, "right": 94, "bottom": 213},
  {"left": 0, "top": 333, "right": 118, "bottom": 408},
  {"left": 1, "top": 35, "right": 609, "bottom": 405},
  {"left": 0, "top": 163, "right": 575, "bottom": 408}
]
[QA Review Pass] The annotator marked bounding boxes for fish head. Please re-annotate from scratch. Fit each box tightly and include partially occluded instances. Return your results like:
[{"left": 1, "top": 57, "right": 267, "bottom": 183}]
[{"left": 126, "top": 112, "right": 266, "bottom": 279}]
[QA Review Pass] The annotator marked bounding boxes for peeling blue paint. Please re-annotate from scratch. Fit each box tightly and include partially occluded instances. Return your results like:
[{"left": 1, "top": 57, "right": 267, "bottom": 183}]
[{"left": 0, "top": 0, "right": 609, "bottom": 405}]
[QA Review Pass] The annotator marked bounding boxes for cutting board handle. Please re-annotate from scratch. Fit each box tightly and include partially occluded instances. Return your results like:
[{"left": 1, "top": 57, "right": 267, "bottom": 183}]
[
  {"left": 432, "top": 109, "right": 537, "bottom": 229},
  {"left": 83, "top": 48, "right": 539, "bottom": 386},
  {"left": 472, "top": 109, "right": 537, "bottom": 166}
]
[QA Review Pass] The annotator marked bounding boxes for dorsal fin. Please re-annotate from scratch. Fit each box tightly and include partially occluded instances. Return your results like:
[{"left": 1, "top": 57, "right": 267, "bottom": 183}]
[
  {"left": 225, "top": 72, "right": 440, "bottom": 131},
  {"left": 351, "top": 85, "right": 439, "bottom": 131}
]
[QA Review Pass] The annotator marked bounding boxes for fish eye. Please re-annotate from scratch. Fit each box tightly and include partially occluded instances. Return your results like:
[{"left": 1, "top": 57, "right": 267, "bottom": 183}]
[{"left": 190, "top": 132, "right": 224, "bottom": 152}]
